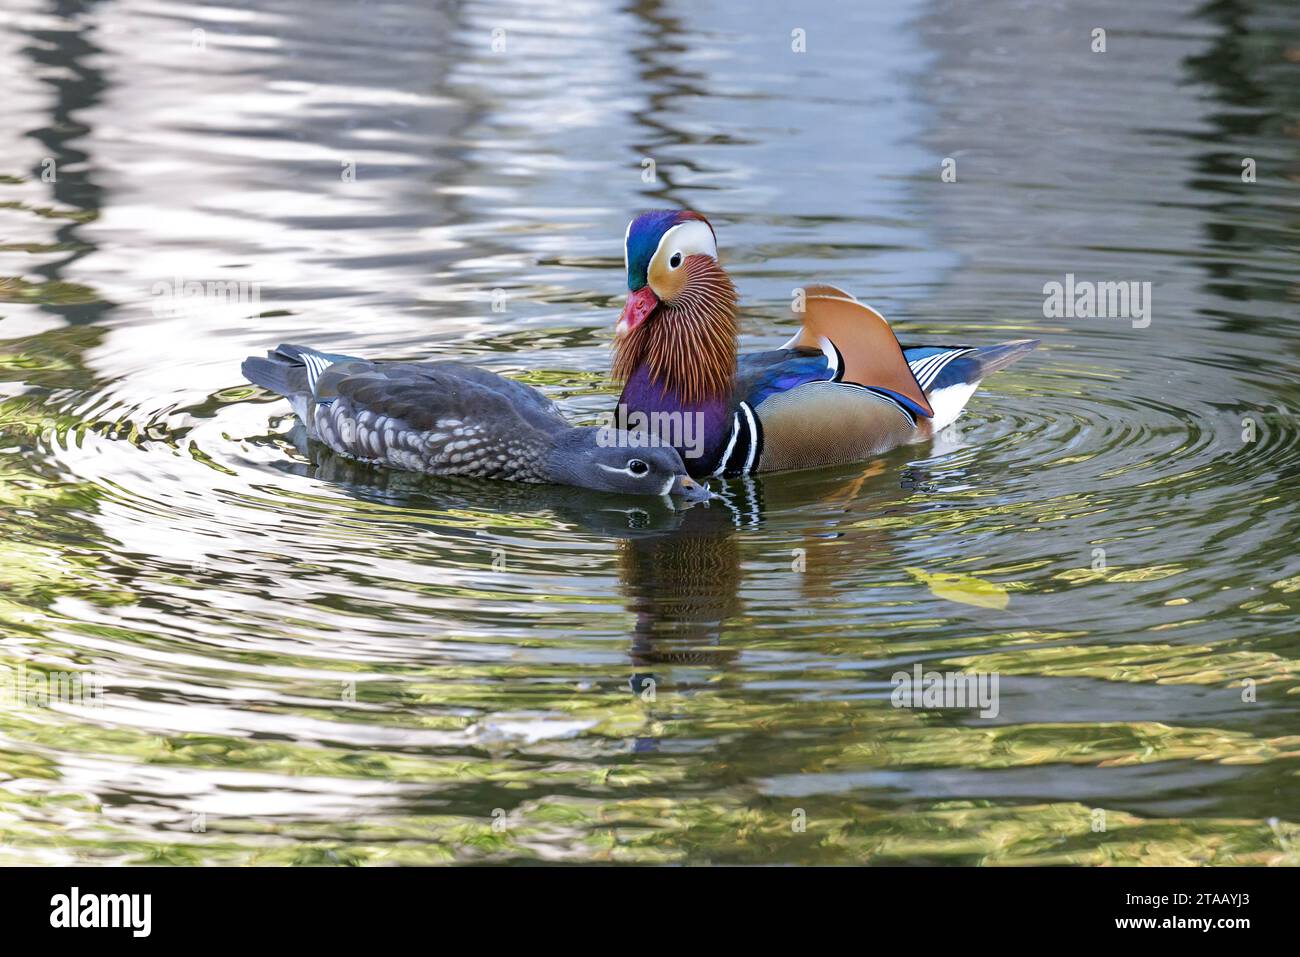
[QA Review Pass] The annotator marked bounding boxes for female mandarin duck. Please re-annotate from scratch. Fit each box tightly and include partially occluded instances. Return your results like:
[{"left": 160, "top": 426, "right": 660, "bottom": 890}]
[
  {"left": 612, "top": 210, "right": 1038, "bottom": 478},
  {"left": 242, "top": 344, "right": 710, "bottom": 500}
]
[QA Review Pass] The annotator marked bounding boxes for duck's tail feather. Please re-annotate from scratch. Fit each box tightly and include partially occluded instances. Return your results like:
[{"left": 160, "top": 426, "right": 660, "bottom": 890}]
[
  {"left": 242, "top": 352, "right": 310, "bottom": 399},
  {"left": 903, "top": 340, "right": 1038, "bottom": 432},
  {"left": 242, "top": 343, "right": 358, "bottom": 400},
  {"left": 960, "top": 339, "right": 1039, "bottom": 381},
  {"left": 905, "top": 339, "right": 1038, "bottom": 393}
]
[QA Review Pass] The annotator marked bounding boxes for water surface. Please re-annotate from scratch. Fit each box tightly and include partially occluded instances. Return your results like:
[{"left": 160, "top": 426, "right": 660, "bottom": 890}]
[{"left": 1, "top": 0, "right": 1297, "bottom": 864}]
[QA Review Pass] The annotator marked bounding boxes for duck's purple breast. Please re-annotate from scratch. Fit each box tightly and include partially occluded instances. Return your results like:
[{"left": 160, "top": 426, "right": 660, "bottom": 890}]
[{"left": 619, "top": 366, "right": 732, "bottom": 477}]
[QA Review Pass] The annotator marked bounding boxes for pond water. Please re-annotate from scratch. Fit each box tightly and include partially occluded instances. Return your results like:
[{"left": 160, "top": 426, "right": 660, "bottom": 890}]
[{"left": 1, "top": 0, "right": 1297, "bottom": 864}]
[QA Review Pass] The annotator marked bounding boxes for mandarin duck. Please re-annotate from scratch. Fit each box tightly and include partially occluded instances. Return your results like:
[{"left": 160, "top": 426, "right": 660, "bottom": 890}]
[
  {"left": 612, "top": 210, "right": 1038, "bottom": 478},
  {"left": 242, "top": 343, "right": 710, "bottom": 500}
]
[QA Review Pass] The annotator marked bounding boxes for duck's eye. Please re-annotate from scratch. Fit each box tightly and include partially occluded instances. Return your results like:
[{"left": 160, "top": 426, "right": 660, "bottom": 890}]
[
  {"left": 627, "top": 459, "right": 649, "bottom": 476},
  {"left": 668, "top": 251, "right": 683, "bottom": 269}
]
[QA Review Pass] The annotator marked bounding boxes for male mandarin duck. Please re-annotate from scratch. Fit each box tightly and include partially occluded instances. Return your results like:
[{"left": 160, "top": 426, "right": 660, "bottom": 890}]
[
  {"left": 242, "top": 344, "right": 710, "bottom": 500},
  {"left": 612, "top": 209, "right": 1038, "bottom": 478}
]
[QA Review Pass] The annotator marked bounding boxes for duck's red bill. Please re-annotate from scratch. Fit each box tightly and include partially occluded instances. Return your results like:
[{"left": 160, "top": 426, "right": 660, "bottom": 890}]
[{"left": 617, "top": 287, "right": 659, "bottom": 335}]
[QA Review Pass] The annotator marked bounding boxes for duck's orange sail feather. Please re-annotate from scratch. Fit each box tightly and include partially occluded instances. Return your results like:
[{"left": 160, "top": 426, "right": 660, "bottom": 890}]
[{"left": 787, "top": 289, "right": 934, "bottom": 417}]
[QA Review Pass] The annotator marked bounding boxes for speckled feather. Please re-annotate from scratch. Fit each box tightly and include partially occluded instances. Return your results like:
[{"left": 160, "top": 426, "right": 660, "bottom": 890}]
[
  {"left": 305, "top": 360, "right": 565, "bottom": 481},
  {"left": 238, "top": 345, "right": 571, "bottom": 482},
  {"left": 243, "top": 344, "right": 712, "bottom": 501}
]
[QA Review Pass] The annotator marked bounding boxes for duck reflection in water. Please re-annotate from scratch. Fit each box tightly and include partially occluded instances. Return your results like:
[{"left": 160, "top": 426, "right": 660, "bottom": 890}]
[
  {"left": 280, "top": 434, "right": 921, "bottom": 676},
  {"left": 292, "top": 439, "right": 742, "bottom": 669}
]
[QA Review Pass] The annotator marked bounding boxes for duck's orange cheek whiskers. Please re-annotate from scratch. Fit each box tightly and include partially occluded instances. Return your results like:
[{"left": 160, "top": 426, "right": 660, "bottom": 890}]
[{"left": 616, "top": 287, "right": 659, "bottom": 337}]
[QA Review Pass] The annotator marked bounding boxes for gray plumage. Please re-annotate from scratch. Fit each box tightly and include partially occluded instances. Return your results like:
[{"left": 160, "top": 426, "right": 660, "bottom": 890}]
[{"left": 242, "top": 344, "right": 709, "bottom": 500}]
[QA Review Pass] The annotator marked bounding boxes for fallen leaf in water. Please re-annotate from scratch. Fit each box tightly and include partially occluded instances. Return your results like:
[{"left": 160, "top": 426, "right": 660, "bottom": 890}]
[{"left": 907, "top": 567, "right": 1010, "bottom": 610}]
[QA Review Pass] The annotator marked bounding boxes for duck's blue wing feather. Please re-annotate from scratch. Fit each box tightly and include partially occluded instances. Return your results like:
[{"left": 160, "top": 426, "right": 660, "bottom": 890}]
[
  {"left": 736, "top": 347, "right": 931, "bottom": 419},
  {"left": 735, "top": 349, "right": 834, "bottom": 408}
]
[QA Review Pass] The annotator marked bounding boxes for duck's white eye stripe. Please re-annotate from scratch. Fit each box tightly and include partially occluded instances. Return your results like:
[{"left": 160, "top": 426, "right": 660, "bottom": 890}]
[
  {"left": 624, "top": 218, "right": 634, "bottom": 278},
  {"left": 597, "top": 462, "right": 643, "bottom": 477},
  {"left": 652, "top": 220, "right": 717, "bottom": 267}
]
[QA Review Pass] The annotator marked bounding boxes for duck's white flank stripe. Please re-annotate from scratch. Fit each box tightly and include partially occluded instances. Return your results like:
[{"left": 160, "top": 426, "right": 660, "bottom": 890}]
[
  {"left": 739, "top": 401, "right": 760, "bottom": 473},
  {"left": 711, "top": 412, "right": 741, "bottom": 477}
]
